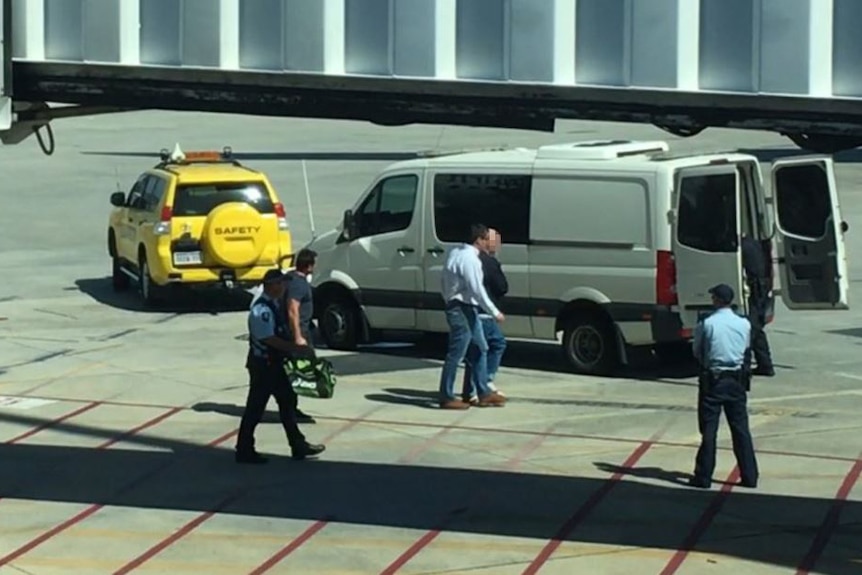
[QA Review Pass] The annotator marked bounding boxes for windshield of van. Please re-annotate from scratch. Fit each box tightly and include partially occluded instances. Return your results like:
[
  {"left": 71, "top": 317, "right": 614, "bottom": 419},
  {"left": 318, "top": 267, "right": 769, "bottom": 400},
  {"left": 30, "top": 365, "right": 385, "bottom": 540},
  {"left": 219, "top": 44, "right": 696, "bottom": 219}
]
[
  {"left": 172, "top": 182, "right": 274, "bottom": 217},
  {"left": 677, "top": 173, "right": 738, "bottom": 252}
]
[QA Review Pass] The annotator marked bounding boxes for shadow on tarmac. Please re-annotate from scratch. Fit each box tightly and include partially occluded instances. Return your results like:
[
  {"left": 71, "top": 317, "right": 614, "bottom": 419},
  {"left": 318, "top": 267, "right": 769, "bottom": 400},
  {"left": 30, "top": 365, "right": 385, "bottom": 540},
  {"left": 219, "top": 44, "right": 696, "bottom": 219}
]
[
  {"left": 73, "top": 277, "right": 253, "bottom": 315},
  {"left": 0, "top": 409, "right": 859, "bottom": 574}
]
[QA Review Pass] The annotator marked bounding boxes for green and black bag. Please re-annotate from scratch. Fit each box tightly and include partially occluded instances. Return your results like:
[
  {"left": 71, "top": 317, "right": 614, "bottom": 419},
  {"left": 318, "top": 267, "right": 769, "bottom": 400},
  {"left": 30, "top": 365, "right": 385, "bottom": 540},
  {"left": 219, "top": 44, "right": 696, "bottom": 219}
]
[{"left": 284, "top": 357, "right": 337, "bottom": 399}]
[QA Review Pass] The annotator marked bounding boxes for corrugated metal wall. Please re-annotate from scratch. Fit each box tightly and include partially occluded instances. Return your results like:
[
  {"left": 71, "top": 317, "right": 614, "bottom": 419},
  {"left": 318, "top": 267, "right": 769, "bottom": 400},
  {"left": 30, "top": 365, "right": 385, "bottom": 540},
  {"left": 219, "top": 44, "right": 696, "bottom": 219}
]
[{"left": 9, "top": 0, "right": 862, "bottom": 98}]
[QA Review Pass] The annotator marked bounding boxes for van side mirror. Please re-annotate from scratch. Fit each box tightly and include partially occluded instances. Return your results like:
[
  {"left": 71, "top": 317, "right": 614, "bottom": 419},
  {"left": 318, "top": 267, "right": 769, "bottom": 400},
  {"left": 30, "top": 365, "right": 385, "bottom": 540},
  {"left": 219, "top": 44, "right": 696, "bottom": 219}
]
[
  {"left": 341, "top": 209, "right": 357, "bottom": 241},
  {"left": 110, "top": 191, "right": 126, "bottom": 207},
  {"left": 841, "top": 220, "right": 849, "bottom": 234}
]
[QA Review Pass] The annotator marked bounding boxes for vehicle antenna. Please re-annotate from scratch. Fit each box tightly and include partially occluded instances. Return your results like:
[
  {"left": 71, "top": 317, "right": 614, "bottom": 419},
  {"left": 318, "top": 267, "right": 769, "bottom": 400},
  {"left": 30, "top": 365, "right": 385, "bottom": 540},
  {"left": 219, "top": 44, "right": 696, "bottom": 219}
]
[
  {"left": 114, "top": 166, "right": 121, "bottom": 193},
  {"left": 301, "top": 159, "right": 317, "bottom": 240}
]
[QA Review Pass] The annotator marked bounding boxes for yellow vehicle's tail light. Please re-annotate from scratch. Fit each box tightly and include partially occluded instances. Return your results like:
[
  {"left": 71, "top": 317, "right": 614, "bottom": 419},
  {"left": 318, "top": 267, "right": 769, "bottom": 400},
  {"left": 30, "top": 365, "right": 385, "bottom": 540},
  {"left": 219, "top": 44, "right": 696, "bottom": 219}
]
[
  {"left": 154, "top": 205, "right": 172, "bottom": 235},
  {"left": 274, "top": 202, "right": 289, "bottom": 230}
]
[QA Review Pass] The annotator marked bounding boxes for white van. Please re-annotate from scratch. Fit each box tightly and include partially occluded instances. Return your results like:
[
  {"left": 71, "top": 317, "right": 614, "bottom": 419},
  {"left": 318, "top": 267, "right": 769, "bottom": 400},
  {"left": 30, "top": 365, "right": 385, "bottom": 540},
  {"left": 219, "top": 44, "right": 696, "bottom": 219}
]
[{"left": 304, "top": 139, "right": 849, "bottom": 374}]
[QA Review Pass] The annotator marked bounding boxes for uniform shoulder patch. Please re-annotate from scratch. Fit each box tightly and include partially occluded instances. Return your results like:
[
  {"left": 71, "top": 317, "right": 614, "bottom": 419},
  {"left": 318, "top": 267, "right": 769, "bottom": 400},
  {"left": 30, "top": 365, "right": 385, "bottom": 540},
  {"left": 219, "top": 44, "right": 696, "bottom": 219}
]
[{"left": 261, "top": 310, "right": 271, "bottom": 322}]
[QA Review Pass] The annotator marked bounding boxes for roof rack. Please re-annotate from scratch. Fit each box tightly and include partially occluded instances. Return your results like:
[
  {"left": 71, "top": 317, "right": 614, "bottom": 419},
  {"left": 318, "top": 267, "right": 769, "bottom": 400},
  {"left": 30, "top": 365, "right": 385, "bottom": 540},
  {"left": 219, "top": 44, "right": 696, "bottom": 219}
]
[
  {"left": 414, "top": 145, "right": 520, "bottom": 158},
  {"left": 536, "top": 140, "right": 670, "bottom": 161},
  {"left": 155, "top": 143, "right": 242, "bottom": 169}
]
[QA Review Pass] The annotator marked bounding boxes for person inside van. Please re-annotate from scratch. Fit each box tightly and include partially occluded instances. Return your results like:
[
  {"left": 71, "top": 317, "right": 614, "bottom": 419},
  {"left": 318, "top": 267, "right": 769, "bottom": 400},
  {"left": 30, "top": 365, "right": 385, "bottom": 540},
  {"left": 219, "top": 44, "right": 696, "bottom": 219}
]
[
  {"left": 741, "top": 233, "right": 775, "bottom": 376},
  {"left": 462, "top": 228, "right": 509, "bottom": 403}
]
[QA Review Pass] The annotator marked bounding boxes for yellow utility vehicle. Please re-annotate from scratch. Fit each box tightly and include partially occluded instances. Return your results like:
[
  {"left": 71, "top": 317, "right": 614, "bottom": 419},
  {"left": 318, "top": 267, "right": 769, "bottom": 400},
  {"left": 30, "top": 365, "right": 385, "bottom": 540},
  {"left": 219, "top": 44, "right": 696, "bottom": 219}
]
[{"left": 107, "top": 145, "right": 293, "bottom": 305}]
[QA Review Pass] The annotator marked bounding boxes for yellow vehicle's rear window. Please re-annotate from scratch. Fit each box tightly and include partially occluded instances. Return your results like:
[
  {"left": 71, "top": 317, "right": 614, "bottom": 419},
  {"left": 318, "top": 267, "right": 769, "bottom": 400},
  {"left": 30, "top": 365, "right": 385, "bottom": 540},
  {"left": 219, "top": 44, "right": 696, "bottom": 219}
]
[{"left": 173, "top": 183, "right": 274, "bottom": 216}]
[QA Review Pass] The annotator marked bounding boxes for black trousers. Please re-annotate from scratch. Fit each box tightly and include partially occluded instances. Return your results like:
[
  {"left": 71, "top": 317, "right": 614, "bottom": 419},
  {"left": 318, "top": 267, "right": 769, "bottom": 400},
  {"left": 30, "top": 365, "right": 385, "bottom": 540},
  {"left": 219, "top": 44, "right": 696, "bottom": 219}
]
[
  {"left": 694, "top": 373, "right": 759, "bottom": 485},
  {"left": 236, "top": 357, "right": 306, "bottom": 453},
  {"left": 748, "top": 296, "right": 774, "bottom": 370}
]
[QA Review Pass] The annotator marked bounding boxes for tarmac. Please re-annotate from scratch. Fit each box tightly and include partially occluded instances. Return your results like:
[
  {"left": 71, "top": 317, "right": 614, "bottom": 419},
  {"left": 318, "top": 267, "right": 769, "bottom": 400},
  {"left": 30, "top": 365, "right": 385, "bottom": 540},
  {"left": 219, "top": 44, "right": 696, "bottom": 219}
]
[{"left": 0, "top": 112, "right": 860, "bottom": 575}]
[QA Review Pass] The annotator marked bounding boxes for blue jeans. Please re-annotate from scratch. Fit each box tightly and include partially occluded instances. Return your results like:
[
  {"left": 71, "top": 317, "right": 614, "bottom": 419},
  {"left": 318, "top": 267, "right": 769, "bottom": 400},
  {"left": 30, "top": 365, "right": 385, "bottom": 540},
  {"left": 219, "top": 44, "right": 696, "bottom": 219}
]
[
  {"left": 438, "top": 302, "right": 490, "bottom": 402},
  {"left": 462, "top": 316, "right": 507, "bottom": 398}
]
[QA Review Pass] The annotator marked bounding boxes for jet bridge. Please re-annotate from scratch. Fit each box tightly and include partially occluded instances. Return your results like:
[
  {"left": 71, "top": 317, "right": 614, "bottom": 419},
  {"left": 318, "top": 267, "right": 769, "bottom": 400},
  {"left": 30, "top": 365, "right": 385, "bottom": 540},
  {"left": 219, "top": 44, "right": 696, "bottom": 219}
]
[{"left": 4, "top": 0, "right": 862, "bottom": 155}]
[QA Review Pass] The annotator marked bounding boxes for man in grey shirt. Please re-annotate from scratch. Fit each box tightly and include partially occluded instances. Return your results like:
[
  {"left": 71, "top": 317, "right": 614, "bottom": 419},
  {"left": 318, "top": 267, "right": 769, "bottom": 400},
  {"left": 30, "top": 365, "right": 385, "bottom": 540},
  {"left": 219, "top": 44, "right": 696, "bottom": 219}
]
[{"left": 280, "top": 248, "right": 319, "bottom": 423}]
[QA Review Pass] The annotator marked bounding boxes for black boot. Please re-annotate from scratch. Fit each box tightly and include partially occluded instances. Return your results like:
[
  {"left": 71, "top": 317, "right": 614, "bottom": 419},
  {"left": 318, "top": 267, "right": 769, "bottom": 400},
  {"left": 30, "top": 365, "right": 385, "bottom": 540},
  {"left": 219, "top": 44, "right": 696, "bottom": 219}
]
[{"left": 292, "top": 443, "right": 325, "bottom": 461}]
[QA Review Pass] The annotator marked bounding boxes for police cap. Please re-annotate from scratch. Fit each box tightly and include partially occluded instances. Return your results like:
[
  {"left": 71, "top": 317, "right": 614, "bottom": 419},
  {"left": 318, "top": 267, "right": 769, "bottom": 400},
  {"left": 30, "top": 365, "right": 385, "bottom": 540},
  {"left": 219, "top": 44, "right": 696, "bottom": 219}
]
[
  {"left": 708, "top": 283, "right": 734, "bottom": 304},
  {"left": 262, "top": 269, "right": 286, "bottom": 284}
]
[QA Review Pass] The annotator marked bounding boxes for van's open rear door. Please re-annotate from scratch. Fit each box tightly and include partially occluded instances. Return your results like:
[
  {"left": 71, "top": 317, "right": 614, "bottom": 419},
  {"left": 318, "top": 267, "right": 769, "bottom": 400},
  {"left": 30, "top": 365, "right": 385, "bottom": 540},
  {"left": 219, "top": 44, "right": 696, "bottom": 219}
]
[
  {"left": 770, "top": 157, "right": 850, "bottom": 310},
  {"left": 672, "top": 164, "right": 745, "bottom": 329}
]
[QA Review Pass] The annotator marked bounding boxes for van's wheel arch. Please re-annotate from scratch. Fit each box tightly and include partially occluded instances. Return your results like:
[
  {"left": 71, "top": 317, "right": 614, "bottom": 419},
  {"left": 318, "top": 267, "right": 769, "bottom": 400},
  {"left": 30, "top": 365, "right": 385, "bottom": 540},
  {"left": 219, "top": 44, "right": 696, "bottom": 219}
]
[
  {"left": 558, "top": 302, "right": 620, "bottom": 375},
  {"left": 316, "top": 284, "right": 365, "bottom": 350},
  {"left": 108, "top": 231, "right": 130, "bottom": 292}
]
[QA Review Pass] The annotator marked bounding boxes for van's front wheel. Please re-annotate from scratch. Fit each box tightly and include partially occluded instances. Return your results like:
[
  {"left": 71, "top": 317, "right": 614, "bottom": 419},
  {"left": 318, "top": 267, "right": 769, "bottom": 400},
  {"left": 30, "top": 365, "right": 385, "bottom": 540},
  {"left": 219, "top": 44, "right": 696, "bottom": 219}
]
[
  {"left": 562, "top": 315, "right": 618, "bottom": 375},
  {"left": 319, "top": 297, "right": 360, "bottom": 351}
]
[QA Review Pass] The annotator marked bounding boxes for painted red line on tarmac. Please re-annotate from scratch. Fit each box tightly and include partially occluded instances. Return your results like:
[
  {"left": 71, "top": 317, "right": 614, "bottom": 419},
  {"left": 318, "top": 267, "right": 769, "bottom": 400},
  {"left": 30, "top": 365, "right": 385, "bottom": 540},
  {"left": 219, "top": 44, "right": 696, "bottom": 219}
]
[
  {"left": 4, "top": 401, "right": 102, "bottom": 444},
  {"left": 795, "top": 455, "right": 862, "bottom": 575},
  {"left": 247, "top": 406, "right": 461, "bottom": 575},
  {"left": 381, "top": 422, "right": 558, "bottom": 575},
  {"left": 522, "top": 427, "right": 668, "bottom": 575},
  {"left": 247, "top": 519, "right": 330, "bottom": 575},
  {"left": 117, "top": 405, "right": 386, "bottom": 575},
  {"left": 16, "top": 394, "right": 862, "bottom": 465},
  {"left": 0, "top": 407, "right": 185, "bottom": 568},
  {"left": 659, "top": 467, "right": 740, "bottom": 575}
]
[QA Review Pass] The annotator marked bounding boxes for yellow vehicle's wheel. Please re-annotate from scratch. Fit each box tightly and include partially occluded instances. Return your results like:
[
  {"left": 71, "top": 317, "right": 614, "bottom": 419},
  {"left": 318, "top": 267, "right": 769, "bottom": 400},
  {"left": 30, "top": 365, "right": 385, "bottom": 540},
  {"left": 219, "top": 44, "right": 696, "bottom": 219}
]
[
  {"left": 139, "top": 252, "right": 160, "bottom": 307},
  {"left": 202, "top": 203, "right": 266, "bottom": 268}
]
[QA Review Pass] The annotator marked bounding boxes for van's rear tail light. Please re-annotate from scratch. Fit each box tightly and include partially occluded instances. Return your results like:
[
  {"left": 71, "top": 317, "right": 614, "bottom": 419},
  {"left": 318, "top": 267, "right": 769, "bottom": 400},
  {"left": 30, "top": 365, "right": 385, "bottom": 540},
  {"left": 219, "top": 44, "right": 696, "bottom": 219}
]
[
  {"left": 274, "top": 202, "right": 289, "bottom": 231},
  {"left": 656, "top": 250, "right": 678, "bottom": 306},
  {"left": 154, "top": 206, "right": 172, "bottom": 236}
]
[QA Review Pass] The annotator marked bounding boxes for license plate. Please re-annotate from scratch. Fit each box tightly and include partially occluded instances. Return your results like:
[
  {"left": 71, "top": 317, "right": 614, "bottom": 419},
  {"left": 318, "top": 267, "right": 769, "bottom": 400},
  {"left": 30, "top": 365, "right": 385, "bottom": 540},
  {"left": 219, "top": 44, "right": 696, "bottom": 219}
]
[{"left": 173, "top": 251, "right": 202, "bottom": 266}]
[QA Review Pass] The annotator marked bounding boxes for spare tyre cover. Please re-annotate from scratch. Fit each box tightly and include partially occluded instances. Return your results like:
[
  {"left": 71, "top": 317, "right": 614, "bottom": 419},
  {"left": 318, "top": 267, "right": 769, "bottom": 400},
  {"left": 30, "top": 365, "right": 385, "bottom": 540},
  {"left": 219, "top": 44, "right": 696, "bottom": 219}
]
[{"left": 203, "top": 202, "right": 266, "bottom": 267}]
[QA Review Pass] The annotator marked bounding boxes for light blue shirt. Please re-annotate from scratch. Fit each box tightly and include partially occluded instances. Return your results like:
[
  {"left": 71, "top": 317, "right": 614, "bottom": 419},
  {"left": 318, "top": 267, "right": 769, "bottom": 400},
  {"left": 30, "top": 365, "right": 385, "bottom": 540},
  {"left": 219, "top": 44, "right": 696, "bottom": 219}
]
[
  {"left": 693, "top": 307, "right": 751, "bottom": 371},
  {"left": 248, "top": 294, "right": 278, "bottom": 357},
  {"left": 440, "top": 243, "right": 500, "bottom": 317}
]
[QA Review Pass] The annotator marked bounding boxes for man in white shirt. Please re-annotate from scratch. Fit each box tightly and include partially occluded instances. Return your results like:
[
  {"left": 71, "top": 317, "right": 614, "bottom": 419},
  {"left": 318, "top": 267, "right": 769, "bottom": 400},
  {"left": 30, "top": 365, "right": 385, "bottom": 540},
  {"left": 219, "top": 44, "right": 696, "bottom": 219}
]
[{"left": 438, "top": 224, "right": 506, "bottom": 409}]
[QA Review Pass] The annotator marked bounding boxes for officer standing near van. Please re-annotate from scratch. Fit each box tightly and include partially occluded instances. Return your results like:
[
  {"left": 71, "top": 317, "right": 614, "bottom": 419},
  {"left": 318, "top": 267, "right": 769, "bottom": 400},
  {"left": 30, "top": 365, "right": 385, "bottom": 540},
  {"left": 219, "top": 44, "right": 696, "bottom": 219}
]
[
  {"left": 236, "top": 269, "right": 325, "bottom": 464},
  {"left": 689, "top": 283, "right": 758, "bottom": 489},
  {"left": 741, "top": 234, "right": 775, "bottom": 376}
]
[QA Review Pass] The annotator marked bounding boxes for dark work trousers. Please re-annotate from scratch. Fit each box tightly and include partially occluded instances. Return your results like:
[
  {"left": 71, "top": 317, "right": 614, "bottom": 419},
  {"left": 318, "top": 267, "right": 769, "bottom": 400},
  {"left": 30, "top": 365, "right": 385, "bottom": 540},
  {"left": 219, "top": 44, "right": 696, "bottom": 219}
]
[
  {"left": 748, "top": 296, "right": 774, "bottom": 370},
  {"left": 236, "top": 356, "right": 307, "bottom": 454},
  {"left": 694, "top": 373, "right": 759, "bottom": 485}
]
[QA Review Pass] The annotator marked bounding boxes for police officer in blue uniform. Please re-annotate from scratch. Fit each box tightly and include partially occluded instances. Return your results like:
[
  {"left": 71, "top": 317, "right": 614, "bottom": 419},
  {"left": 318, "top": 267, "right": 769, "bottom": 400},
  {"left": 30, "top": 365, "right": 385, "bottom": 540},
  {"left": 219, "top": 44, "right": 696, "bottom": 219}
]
[
  {"left": 689, "top": 283, "right": 759, "bottom": 489},
  {"left": 235, "top": 269, "right": 325, "bottom": 464}
]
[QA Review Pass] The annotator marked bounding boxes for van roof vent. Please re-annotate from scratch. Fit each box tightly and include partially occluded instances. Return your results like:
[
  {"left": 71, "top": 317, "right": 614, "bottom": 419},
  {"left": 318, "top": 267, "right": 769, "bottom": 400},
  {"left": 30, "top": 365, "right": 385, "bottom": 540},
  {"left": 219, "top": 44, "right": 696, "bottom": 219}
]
[{"left": 536, "top": 140, "right": 670, "bottom": 161}]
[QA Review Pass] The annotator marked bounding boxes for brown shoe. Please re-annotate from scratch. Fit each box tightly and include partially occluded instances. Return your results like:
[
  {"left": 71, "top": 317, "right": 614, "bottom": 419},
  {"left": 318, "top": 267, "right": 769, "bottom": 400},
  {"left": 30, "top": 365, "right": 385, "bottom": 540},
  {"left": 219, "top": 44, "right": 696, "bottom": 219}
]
[
  {"left": 439, "top": 399, "right": 471, "bottom": 410},
  {"left": 478, "top": 392, "right": 506, "bottom": 407}
]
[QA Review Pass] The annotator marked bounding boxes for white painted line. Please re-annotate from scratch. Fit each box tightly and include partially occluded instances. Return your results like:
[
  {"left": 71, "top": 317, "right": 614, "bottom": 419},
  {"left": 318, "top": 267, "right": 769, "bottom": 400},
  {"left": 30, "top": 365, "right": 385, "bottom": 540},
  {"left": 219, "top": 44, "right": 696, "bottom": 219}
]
[
  {"left": 0, "top": 396, "right": 56, "bottom": 410},
  {"left": 750, "top": 388, "right": 862, "bottom": 404}
]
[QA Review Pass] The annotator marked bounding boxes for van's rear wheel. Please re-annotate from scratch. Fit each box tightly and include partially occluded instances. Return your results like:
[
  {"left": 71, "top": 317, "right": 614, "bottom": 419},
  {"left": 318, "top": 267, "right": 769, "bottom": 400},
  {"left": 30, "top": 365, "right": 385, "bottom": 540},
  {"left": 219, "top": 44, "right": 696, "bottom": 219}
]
[
  {"left": 320, "top": 297, "right": 360, "bottom": 350},
  {"left": 562, "top": 314, "right": 618, "bottom": 375}
]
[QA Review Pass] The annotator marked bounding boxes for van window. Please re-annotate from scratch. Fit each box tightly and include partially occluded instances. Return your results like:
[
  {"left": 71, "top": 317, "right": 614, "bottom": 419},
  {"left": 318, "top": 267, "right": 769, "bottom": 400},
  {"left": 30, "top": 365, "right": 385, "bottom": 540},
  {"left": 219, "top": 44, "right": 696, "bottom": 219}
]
[
  {"left": 433, "top": 173, "right": 531, "bottom": 244},
  {"left": 530, "top": 176, "right": 650, "bottom": 246},
  {"left": 172, "top": 182, "right": 274, "bottom": 216},
  {"left": 677, "top": 173, "right": 738, "bottom": 252},
  {"left": 774, "top": 164, "right": 831, "bottom": 239},
  {"left": 355, "top": 174, "right": 419, "bottom": 238}
]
